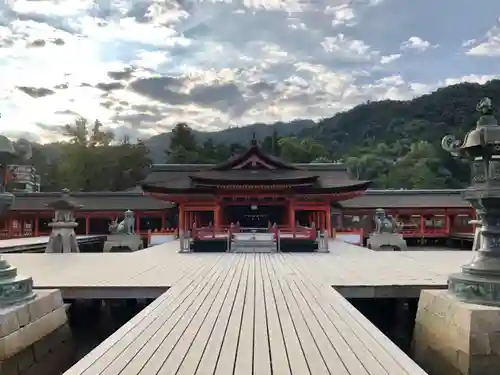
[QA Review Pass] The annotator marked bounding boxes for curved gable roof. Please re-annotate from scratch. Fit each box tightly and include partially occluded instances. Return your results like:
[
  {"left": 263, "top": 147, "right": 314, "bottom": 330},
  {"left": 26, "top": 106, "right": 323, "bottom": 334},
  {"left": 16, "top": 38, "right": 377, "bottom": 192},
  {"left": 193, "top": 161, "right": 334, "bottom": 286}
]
[{"left": 211, "top": 143, "right": 297, "bottom": 170}]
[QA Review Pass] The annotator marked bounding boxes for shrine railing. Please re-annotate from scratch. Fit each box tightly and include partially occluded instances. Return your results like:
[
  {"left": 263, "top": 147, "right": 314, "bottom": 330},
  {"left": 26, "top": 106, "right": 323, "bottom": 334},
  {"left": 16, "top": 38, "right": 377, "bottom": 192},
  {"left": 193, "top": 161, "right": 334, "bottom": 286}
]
[
  {"left": 191, "top": 224, "right": 229, "bottom": 240},
  {"left": 147, "top": 228, "right": 178, "bottom": 246},
  {"left": 273, "top": 225, "right": 317, "bottom": 240},
  {"left": 335, "top": 226, "right": 474, "bottom": 238}
]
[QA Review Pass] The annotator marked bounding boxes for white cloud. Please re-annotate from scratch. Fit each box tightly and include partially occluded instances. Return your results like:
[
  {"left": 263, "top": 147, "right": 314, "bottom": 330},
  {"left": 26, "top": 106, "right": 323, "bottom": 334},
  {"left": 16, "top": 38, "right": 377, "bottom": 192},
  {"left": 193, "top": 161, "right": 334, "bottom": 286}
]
[
  {"left": 377, "top": 75, "right": 404, "bottom": 86},
  {"left": 367, "top": 0, "right": 385, "bottom": 5},
  {"left": 405, "top": 74, "right": 498, "bottom": 99},
  {"left": 321, "top": 34, "right": 378, "bottom": 61},
  {"left": 380, "top": 53, "right": 401, "bottom": 64},
  {"left": 462, "top": 38, "right": 476, "bottom": 47},
  {"left": 0, "top": 0, "right": 498, "bottom": 143},
  {"left": 326, "top": 4, "right": 356, "bottom": 27},
  {"left": 442, "top": 74, "right": 497, "bottom": 86},
  {"left": 401, "top": 36, "right": 437, "bottom": 52},
  {"left": 467, "top": 26, "right": 500, "bottom": 56}
]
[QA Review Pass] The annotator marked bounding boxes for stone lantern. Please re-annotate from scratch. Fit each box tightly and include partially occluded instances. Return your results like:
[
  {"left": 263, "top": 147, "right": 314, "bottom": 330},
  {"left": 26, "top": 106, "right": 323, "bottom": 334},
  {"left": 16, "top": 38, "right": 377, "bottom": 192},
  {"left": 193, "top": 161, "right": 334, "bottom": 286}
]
[
  {"left": 0, "top": 135, "right": 35, "bottom": 306},
  {"left": 0, "top": 135, "right": 16, "bottom": 214},
  {"left": 45, "top": 188, "right": 82, "bottom": 253},
  {"left": 441, "top": 97, "right": 500, "bottom": 306}
]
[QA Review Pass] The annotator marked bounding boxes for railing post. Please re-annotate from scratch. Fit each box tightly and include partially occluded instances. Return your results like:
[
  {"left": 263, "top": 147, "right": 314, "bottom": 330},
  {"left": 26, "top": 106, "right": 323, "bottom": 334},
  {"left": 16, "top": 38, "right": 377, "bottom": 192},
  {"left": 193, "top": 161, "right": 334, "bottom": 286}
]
[{"left": 276, "top": 228, "right": 280, "bottom": 252}]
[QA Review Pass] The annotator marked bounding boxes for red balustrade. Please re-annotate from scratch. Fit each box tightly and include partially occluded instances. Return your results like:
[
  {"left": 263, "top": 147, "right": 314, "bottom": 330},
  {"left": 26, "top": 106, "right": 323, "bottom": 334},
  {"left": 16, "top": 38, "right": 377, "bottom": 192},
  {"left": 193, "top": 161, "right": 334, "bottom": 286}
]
[{"left": 191, "top": 223, "right": 229, "bottom": 240}]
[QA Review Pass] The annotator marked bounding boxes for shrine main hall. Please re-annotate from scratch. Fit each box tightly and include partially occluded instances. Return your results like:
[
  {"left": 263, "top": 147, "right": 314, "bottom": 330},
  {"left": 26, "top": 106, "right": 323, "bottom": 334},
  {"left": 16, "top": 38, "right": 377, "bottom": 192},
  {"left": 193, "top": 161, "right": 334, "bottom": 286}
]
[{"left": 0, "top": 140, "right": 475, "bottom": 244}]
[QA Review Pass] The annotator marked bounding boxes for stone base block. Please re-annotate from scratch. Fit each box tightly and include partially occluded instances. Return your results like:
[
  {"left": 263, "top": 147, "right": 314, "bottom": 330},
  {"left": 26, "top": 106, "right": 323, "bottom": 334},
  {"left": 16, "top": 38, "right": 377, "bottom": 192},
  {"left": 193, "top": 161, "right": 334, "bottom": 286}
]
[
  {"left": 367, "top": 232, "right": 407, "bottom": 251},
  {"left": 103, "top": 234, "right": 143, "bottom": 252},
  {"left": 0, "top": 323, "right": 73, "bottom": 375},
  {"left": 0, "top": 289, "right": 66, "bottom": 360},
  {"left": 412, "top": 289, "right": 500, "bottom": 375}
]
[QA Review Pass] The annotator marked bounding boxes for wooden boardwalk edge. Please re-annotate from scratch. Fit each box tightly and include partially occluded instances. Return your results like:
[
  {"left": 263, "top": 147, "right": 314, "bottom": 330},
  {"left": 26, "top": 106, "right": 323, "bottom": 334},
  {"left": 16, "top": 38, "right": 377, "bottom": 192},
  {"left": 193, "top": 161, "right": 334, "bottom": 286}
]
[{"left": 63, "top": 253, "right": 428, "bottom": 375}]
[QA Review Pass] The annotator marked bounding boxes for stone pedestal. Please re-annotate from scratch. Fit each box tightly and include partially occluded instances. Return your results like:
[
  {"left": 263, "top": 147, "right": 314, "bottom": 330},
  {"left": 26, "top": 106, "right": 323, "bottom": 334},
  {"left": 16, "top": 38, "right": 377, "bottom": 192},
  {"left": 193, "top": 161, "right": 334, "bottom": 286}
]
[
  {"left": 413, "top": 289, "right": 500, "bottom": 375},
  {"left": 0, "top": 257, "right": 35, "bottom": 306},
  {"left": 103, "top": 234, "right": 143, "bottom": 252},
  {"left": 0, "top": 290, "right": 72, "bottom": 375},
  {"left": 366, "top": 232, "right": 407, "bottom": 251},
  {"left": 45, "top": 222, "right": 79, "bottom": 253}
]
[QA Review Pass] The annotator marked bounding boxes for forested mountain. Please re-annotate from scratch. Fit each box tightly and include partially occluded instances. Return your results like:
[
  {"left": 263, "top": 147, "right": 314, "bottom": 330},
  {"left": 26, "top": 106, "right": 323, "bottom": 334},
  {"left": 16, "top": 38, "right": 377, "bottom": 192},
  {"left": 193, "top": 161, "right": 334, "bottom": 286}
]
[
  {"left": 143, "top": 119, "right": 315, "bottom": 163},
  {"left": 23, "top": 79, "right": 500, "bottom": 192}
]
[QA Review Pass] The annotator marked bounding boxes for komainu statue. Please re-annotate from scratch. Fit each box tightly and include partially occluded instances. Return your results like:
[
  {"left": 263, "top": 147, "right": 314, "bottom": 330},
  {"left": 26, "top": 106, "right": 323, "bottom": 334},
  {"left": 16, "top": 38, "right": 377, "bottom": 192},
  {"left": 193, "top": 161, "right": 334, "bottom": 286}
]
[
  {"left": 367, "top": 208, "right": 407, "bottom": 251},
  {"left": 374, "top": 208, "right": 400, "bottom": 234},
  {"left": 109, "top": 209, "right": 135, "bottom": 235},
  {"left": 104, "top": 210, "right": 143, "bottom": 252}
]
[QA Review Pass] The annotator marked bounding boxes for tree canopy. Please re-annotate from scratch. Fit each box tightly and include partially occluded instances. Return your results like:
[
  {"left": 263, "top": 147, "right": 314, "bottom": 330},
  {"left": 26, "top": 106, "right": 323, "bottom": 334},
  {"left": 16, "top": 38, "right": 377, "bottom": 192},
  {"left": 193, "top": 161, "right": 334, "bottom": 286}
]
[
  {"left": 29, "top": 117, "right": 151, "bottom": 192},
  {"left": 21, "top": 79, "right": 500, "bottom": 192}
]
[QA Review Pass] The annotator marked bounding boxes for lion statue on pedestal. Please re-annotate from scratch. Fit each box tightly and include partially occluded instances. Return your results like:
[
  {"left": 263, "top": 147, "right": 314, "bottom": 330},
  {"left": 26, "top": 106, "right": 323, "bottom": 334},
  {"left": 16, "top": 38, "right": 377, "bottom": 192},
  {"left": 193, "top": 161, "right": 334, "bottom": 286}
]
[{"left": 109, "top": 210, "right": 135, "bottom": 235}]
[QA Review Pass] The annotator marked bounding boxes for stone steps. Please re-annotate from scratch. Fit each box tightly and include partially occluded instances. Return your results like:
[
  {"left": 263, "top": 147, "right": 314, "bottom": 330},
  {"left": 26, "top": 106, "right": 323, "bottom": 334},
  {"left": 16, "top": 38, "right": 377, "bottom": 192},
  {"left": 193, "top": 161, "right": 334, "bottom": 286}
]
[
  {"left": 232, "top": 240, "right": 275, "bottom": 247},
  {"left": 230, "top": 233, "right": 276, "bottom": 253},
  {"left": 231, "top": 246, "right": 276, "bottom": 253}
]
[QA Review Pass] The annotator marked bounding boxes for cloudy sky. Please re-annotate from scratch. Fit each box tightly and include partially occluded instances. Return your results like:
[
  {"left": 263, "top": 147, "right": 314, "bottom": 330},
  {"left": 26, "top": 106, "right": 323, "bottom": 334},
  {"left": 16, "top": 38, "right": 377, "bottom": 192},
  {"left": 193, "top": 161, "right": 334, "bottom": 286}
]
[{"left": 0, "top": 0, "right": 499, "bottom": 143}]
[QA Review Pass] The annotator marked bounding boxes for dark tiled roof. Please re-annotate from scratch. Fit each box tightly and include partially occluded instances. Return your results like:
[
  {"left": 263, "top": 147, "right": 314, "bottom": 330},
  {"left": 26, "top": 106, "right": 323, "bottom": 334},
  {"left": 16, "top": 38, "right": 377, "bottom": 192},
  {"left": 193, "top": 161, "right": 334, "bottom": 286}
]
[
  {"left": 190, "top": 170, "right": 318, "bottom": 182},
  {"left": 11, "top": 191, "right": 174, "bottom": 211},
  {"left": 8, "top": 189, "right": 471, "bottom": 211},
  {"left": 342, "top": 189, "right": 470, "bottom": 209},
  {"left": 212, "top": 144, "right": 295, "bottom": 170},
  {"left": 143, "top": 162, "right": 366, "bottom": 190}
]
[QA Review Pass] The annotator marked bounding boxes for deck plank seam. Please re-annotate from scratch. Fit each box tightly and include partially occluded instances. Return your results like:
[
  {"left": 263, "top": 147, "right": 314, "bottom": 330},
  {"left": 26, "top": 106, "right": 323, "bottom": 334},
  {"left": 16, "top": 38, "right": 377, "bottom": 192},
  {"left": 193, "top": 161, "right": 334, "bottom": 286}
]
[
  {"left": 327, "top": 289, "right": 427, "bottom": 375},
  {"left": 284, "top": 271, "right": 352, "bottom": 374},
  {"left": 267, "top": 254, "right": 354, "bottom": 375},
  {"left": 281, "top": 254, "right": 416, "bottom": 374},
  {"left": 162, "top": 255, "right": 247, "bottom": 374},
  {"left": 90, "top": 256, "right": 235, "bottom": 375},
  {"left": 259, "top": 254, "right": 293, "bottom": 375},
  {"left": 251, "top": 255, "right": 258, "bottom": 375},
  {"left": 233, "top": 252, "right": 256, "bottom": 375},
  {"left": 265, "top": 255, "right": 316, "bottom": 374},
  {"left": 258, "top": 254, "right": 286, "bottom": 375},
  {"left": 191, "top": 254, "right": 249, "bottom": 375},
  {"left": 65, "top": 257, "right": 230, "bottom": 375},
  {"left": 230, "top": 254, "right": 251, "bottom": 375},
  {"left": 125, "top": 255, "right": 212, "bottom": 287},
  {"left": 275, "top": 254, "right": 393, "bottom": 374},
  {"left": 82, "top": 260, "right": 229, "bottom": 374},
  {"left": 261, "top": 255, "right": 315, "bottom": 374},
  {"left": 128, "top": 256, "right": 244, "bottom": 375},
  {"left": 117, "top": 256, "right": 240, "bottom": 374},
  {"left": 288, "top": 255, "right": 404, "bottom": 371}
]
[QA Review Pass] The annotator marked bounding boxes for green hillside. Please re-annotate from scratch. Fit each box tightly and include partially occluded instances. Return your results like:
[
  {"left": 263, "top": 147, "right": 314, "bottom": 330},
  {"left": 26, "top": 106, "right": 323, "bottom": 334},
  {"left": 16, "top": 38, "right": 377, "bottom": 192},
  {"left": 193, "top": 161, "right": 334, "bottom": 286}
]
[{"left": 28, "top": 79, "right": 500, "bottom": 191}]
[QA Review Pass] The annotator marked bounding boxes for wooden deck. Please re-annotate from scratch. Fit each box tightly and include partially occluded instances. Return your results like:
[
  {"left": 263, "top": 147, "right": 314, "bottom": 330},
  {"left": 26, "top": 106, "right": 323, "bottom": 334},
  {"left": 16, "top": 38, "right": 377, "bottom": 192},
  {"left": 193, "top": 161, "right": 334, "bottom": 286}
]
[
  {"left": 2, "top": 240, "right": 474, "bottom": 298},
  {"left": 1, "top": 240, "right": 472, "bottom": 374},
  {"left": 0, "top": 235, "right": 105, "bottom": 253},
  {"left": 64, "top": 252, "right": 427, "bottom": 375}
]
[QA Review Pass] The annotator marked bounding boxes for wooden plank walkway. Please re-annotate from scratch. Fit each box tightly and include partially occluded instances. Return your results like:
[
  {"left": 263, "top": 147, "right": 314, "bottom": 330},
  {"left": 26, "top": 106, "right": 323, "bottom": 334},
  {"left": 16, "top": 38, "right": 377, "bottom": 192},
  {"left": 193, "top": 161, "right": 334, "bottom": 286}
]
[
  {"left": 2, "top": 241, "right": 473, "bottom": 298},
  {"left": 64, "top": 253, "right": 427, "bottom": 375},
  {"left": 0, "top": 235, "right": 105, "bottom": 253}
]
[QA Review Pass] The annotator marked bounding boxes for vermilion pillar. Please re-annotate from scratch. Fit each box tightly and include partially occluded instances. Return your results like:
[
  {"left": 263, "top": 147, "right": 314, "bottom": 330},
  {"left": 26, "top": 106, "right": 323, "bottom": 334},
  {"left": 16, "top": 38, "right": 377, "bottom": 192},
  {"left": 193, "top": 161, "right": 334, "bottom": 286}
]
[
  {"left": 326, "top": 205, "right": 332, "bottom": 237},
  {"left": 288, "top": 200, "right": 295, "bottom": 229},
  {"left": 214, "top": 205, "right": 221, "bottom": 230},
  {"left": 34, "top": 216, "right": 39, "bottom": 236},
  {"left": 445, "top": 214, "right": 451, "bottom": 234},
  {"left": 179, "top": 203, "right": 185, "bottom": 234}
]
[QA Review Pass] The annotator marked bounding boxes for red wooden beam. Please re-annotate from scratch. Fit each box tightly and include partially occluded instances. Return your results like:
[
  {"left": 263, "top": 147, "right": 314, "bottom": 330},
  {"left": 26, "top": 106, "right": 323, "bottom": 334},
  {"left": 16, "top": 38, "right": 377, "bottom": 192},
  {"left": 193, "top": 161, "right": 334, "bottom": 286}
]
[{"left": 220, "top": 201, "right": 287, "bottom": 206}]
